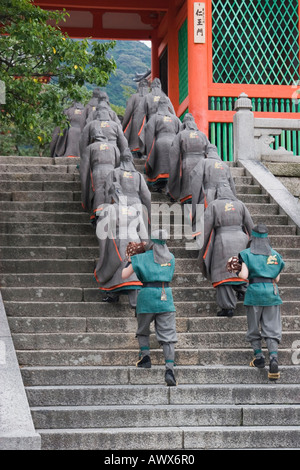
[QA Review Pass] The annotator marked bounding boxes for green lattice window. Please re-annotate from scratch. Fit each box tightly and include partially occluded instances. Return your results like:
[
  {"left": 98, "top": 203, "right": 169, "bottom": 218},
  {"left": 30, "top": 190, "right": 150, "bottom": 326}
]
[
  {"left": 212, "top": 0, "right": 300, "bottom": 85},
  {"left": 178, "top": 19, "right": 188, "bottom": 103}
]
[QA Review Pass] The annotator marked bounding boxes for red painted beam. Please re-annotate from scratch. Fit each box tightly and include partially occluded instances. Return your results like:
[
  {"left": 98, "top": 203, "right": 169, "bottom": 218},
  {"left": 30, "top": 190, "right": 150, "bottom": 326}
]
[
  {"left": 34, "top": 0, "right": 169, "bottom": 11},
  {"left": 59, "top": 26, "right": 154, "bottom": 40}
]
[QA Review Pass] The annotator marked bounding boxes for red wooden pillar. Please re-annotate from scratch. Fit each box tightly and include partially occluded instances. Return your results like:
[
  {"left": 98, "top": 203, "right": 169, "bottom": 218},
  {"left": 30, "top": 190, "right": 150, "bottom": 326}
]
[
  {"left": 151, "top": 29, "right": 160, "bottom": 80},
  {"left": 167, "top": 3, "right": 179, "bottom": 111},
  {"left": 187, "top": 0, "right": 209, "bottom": 135}
]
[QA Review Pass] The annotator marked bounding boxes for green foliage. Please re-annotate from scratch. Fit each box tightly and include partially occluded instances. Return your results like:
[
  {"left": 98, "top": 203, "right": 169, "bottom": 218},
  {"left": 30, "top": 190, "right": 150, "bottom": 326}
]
[
  {"left": 0, "top": 0, "right": 116, "bottom": 155},
  {"left": 87, "top": 40, "right": 151, "bottom": 108}
]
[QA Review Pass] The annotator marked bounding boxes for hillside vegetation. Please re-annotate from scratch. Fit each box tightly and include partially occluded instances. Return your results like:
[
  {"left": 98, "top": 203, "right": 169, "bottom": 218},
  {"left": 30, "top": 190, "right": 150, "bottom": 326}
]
[{"left": 88, "top": 40, "right": 151, "bottom": 109}]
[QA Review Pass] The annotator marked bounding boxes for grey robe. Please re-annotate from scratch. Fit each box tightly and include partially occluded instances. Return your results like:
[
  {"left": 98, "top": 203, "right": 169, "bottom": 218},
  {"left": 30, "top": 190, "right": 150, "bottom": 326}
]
[
  {"left": 87, "top": 98, "right": 121, "bottom": 126},
  {"left": 122, "top": 80, "right": 149, "bottom": 152},
  {"left": 85, "top": 88, "right": 101, "bottom": 120},
  {"left": 50, "top": 102, "right": 87, "bottom": 158},
  {"left": 191, "top": 147, "right": 236, "bottom": 231},
  {"left": 137, "top": 78, "right": 175, "bottom": 153},
  {"left": 168, "top": 122, "right": 210, "bottom": 202},
  {"left": 79, "top": 109, "right": 128, "bottom": 159},
  {"left": 144, "top": 103, "right": 181, "bottom": 188},
  {"left": 94, "top": 202, "right": 146, "bottom": 294},
  {"left": 199, "top": 186, "right": 254, "bottom": 285},
  {"left": 80, "top": 136, "right": 120, "bottom": 213},
  {"left": 105, "top": 152, "right": 151, "bottom": 227}
]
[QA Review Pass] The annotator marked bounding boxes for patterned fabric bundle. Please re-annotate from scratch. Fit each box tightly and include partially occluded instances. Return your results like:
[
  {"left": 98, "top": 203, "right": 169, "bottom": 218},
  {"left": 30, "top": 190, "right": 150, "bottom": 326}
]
[
  {"left": 226, "top": 256, "right": 242, "bottom": 273},
  {"left": 125, "top": 241, "right": 146, "bottom": 260}
]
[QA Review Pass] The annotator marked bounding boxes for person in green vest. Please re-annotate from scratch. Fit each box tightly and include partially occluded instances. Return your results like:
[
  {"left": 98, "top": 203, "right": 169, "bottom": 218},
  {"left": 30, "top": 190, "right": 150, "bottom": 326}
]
[
  {"left": 229, "top": 224, "right": 285, "bottom": 381},
  {"left": 122, "top": 229, "right": 178, "bottom": 386}
]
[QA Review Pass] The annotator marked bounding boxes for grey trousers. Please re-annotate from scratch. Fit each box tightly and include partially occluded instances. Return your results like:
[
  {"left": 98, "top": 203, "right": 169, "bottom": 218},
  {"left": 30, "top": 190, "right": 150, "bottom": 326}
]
[
  {"left": 246, "top": 305, "right": 282, "bottom": 358},
  {"left": 105, "top": 289, "right": 138, "bottom": 308},
  {"left": 136, "top": 312, "right": 177, "bottom": 370},
  {"left": 216, "top": 283, "right": 247, "bottom": 310}
]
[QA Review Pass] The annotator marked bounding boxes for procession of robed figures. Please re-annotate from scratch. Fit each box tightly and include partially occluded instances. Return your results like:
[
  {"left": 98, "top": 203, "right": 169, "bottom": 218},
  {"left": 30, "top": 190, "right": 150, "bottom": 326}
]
[{"left": 49, "top": 78, "right": 285, "bottom": 383}]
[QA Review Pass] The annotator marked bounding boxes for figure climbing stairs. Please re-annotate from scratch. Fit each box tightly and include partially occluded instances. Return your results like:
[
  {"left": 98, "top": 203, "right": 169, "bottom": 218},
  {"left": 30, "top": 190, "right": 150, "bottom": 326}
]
[{"left": 0, "top": 155, "right": 299, "bottom": 450}]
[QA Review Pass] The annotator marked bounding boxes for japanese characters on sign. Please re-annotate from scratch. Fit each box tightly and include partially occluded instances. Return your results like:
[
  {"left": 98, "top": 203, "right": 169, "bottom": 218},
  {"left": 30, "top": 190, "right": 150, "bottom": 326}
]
[{"left": 194, "top": 2, "right": 205, "bottom": 43}]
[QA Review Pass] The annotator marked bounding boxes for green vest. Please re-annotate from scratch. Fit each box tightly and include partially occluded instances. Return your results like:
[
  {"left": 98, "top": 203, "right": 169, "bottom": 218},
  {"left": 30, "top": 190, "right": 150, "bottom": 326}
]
[
  {"left": 131, "top": 250, "right": 176, "bottom": 314},
  {"left": 239, "top": 248, "right": 285, "bottom": 306}
]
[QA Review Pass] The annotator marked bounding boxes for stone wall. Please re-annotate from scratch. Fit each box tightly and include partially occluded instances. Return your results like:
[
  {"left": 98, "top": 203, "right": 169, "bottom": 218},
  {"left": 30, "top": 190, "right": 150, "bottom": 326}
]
[{"left": 262, "top": 155, "right": 300, "bottom": 201}]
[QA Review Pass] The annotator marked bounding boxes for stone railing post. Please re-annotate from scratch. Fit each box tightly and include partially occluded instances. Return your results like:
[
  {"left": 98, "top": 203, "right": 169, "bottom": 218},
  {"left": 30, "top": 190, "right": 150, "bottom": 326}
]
[{"left": 233, "top": 92, "right": 255, "bottom": 160}]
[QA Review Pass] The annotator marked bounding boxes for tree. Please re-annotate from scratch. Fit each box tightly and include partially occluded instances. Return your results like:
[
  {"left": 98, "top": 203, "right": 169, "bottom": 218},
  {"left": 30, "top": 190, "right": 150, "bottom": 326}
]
[{"left": 0, "top": 0, "right": 116, "bottom": 155}]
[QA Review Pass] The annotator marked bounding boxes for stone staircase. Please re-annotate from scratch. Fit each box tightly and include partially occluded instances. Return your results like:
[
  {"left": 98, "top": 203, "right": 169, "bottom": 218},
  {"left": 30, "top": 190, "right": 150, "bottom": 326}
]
[{"left": 0, "top": 155, "right": 299, "bottom": 450}]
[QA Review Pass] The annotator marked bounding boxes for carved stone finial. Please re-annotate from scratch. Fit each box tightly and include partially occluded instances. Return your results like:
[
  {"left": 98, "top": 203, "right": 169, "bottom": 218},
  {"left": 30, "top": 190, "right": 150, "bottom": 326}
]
[{"left": 234, "top": 92, "right": 253, "bottom": 111}]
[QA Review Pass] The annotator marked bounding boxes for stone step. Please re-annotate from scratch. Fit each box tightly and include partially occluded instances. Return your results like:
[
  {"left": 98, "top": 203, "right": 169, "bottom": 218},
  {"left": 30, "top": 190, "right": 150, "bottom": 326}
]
[
  {"left": 4, "top": 300, "right": 300, "bottom": 318},
  {"left": 133, "top": 164, "right": 246, "bottom": 177},
  {"left": 0, "top": 164, "right": 75, "bottom": 174},
  {"left": 0, "top": 204, "right": 280, "bottom": 224},
  {"left": 29, "top": 403, "right": 300, "bottom": 430},
  {"left": 2, "top": 285, "right": 299, "bottom": 303},
  {"left": 0, "top": 192, "right": 12, "bottom": 201},
  {"left": 0, "top": 181, "right": 82, "bottom": 192},
  {"left": 0, "top": 155, "right": 77, "bottom": 165},
  {"left": 0, "top": 185, "right": 265, "bottom": 204},
  {"left": 0, "top": 173, "right": 79, "bottom": 182},
  {"left": 0, "top": 211, "right": 90, "bottom": 224},
  {"left": 11, "top": 191, "right": 76, "bottom": 202},
  {"left": 0, "top": 258, "right": 200, "bottom": 273},
  {"left": 151, "top": 192, "right": 271, "bottom": 204},
  {"left": 1, "top": 232, "right": 299, "bottom": 248},
  {"left": 1, "top": 244, "right": 297, "bottom": 261},
  {"left": 1, "top": 256, "right": 299, "bottom": 275},
  {"left": 20, "top": 365, "right": 300, "bottom": 387},
  {"left": 25, "top": 383, "right": 300, "bottom": 408},
  {"left": 7, "top": 314, "right": 299, "bottom": 335},
  {"left": 0, "top": 193, "right": 271, "bottom": 212},
  {"left": 11, "top": 330, "right": 299, "bottom": 351},
  {"left": 36, "top": 425, "right": 300, "bottom": 450},
  {"left": 15, "top": 347, "right": 296, "bottom": 367},
  {"left": 1, "top": 271, "right": 298, "bottom": 288},
  {"left": 0, "top": 201, "right": 83, "bottom": 212},
  {"left": 0, "top": 234, "right": 97, "bottom": 247},
  {"left": 0, "top": 214, "right": 288, "bottom": 234},
  {"left": 84, "top": 285, "right": 299, "bottom": 302},
  {"left": 0, "top": 156, "right": 54, "bottom": 165},
  {"left": 0, "top": 177, "right": 254, "bottom": 192}
]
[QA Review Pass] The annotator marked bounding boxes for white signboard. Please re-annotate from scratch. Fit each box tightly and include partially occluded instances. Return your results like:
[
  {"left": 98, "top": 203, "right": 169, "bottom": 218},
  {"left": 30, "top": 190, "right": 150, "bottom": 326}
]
[{"left": 194, "top": 2, "right": 206, "bottom": 44}]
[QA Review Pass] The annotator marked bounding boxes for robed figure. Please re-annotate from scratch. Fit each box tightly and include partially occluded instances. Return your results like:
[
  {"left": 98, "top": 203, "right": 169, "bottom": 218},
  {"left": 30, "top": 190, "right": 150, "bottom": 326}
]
[
  {"left": 50, "top": 102, "right": 87, "bottom": 158},
  {"left": 79, "top": 108, "right": 127, "bottom": 159},
  {"left": 80, "top": 130, "right": 120, "bottom": 217},
  {"left": 144, "top": 96, "right": 181, "bottom": 192},
  {"left": 122, "top": 79, "right": 149, "bottom": 156},
  {"left": 168, "top": 113, "right": 210, "bottom": 204},
  {"left": 105, "top": 148, "right": 151, "bottom": 227},
  {"left": 199, "top": 183, "right": 254, "bottom": 317},
  {"left": 137, "top": 78, "right": 175, "bottom": 154},
  {"left": 94, "top": 183, "right": 148, "bottom": 307}
]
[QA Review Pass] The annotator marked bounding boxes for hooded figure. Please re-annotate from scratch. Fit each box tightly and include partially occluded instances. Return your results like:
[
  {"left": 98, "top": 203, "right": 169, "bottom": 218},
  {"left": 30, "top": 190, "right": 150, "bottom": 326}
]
[
  {"left": 199, "top": 183, "right": 254, "bottom": 317},
  {"left": 137, "top": 78, "right": 175, "bottom": 154},
  {"left": 144, "top": 96, "right": 181, "bottom": 191},
  {"left": 122, "top": 229, "right": 178, "bottom": 386},
  {"left": 190, "top": 144, "right": 236, "bottom": 231},
  {"left": 122, "top": 79, "right": 149, "bottom": 155},
  {"left": 51, "top": 102, "right": 87, "bottom": 158},
  {"left": 85, "top": 88, "right": 101, "bottom": 118},
  {"left": 79, "top": 107, "right": 128, "bottom": 159},
  {"left": 168, "top": 113, "right": 210, "bottom": 203},
  {"left": 80, "top": 129, "right": 120, "bottom": 217},
  {"left": 86, "top": 91, "right": 121, "bottom": 126},
  {"left": 94, "top": 183, "right": 147, "bottom": 308},
  {"left": 236, "top": 224, "right": 285, "bottom": 380},
  {"left": 105, "top": 148, "right": 151, "bottom": 227}
]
